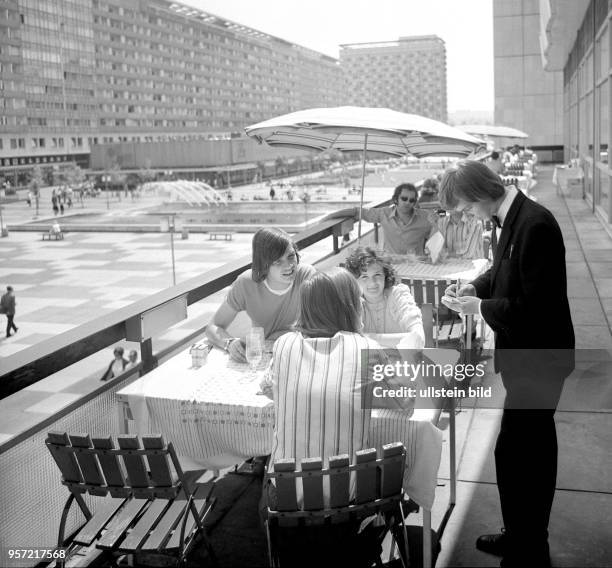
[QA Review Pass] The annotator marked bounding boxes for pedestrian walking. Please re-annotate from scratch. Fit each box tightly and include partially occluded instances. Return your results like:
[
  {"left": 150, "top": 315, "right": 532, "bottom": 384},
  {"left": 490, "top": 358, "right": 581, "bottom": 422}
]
[
  {"left": 100, "top": 347, "right": 128, "bottom": 381},
  {"left": 52, "top": 195, "right": 59, "bottom": 216},
  {"left": 60, "top": 202, "right": 64, "bottom": 215},
  {"left": 1, "top": 286, "right": 18, "bottom": 338},
  {"left": 26, "top": 191, "right": 32, "bottom": 207}
]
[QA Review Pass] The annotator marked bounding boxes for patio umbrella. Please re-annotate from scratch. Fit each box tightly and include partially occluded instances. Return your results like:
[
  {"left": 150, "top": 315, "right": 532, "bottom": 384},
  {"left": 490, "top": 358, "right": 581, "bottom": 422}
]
[
  {"left": 457, "top": 124, "right": 529, "bottom": 139},
  {"left": 245, "top": 106, "right": 484, "bottom": 237}
]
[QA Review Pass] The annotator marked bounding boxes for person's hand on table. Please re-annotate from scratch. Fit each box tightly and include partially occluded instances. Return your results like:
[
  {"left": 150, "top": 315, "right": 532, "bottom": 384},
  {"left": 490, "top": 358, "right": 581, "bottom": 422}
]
[{"left": 227, "top": 338, "right": 247, "bottom": 363}]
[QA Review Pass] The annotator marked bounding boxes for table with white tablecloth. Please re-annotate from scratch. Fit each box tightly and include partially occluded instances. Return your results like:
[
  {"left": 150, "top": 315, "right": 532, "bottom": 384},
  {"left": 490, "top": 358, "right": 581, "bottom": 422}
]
[
  {"left": 393, "top": 257, "right": 489, "bottom": 284},
  {"left": 117, "top": 345, "right": 444, "bottom": 510}
]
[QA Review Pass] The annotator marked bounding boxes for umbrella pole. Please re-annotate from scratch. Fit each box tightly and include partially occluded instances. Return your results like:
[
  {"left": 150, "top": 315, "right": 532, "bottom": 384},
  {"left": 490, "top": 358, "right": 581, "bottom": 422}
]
[{"left": 358, "top": 133, "right": 368, "bottom": 240}]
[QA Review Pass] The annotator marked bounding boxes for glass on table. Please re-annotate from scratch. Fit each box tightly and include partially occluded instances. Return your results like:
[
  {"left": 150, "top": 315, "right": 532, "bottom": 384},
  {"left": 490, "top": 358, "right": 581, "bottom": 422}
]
[{"left": 245, "top": 326, "right": 265, "bottom": 381}]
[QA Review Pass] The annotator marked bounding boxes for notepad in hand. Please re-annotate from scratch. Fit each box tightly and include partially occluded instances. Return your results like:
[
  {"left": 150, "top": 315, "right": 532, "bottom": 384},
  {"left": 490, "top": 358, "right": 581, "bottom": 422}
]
[{"left": 441, "top": 295, "right": 462, "bottom": 311}]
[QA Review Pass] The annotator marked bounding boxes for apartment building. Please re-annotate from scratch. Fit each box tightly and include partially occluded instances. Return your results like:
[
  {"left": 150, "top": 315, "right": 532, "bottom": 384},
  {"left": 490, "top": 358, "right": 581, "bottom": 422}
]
[
  {"left": 0, "top": 0, "right": 342, "bottom": 181},
  {"left": 339, "top": 36, "right": 448, "bottom": 123}
]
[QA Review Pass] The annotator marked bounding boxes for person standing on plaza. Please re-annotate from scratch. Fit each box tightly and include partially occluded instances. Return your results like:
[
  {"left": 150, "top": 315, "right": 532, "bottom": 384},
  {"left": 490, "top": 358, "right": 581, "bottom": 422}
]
[
  {"left": 328, "top": 182, "right": 439, "bottom": 255},
  {"left": 440, "top": 160, "right": 575, "bottom": 567},
  {"left": 1, "top": 286, "right": 18, "bottom": 338}
]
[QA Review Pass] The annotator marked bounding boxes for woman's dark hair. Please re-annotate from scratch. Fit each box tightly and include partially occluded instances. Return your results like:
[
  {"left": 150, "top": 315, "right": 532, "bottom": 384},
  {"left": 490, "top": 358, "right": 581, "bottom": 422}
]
[
  {"left": 391, "top": 182, "right": 417, "bottom": 205},
  {"left": 113, "top": 347, "right": 124, "bottom": 357},
  {"left": 297, "top": 268, "right": 362, "bottom": 337},
  {"left": 251, "top": 227, "right": 299, "bottom": 283},
  {"left": 343, "top": 247, "right": 396, "bottom": 290},
  {"left": 439, "top": 160, "right": 505, "bottom": 210},
  {"left": 491, "top": 151, "right": 500, "bottom": 160}
]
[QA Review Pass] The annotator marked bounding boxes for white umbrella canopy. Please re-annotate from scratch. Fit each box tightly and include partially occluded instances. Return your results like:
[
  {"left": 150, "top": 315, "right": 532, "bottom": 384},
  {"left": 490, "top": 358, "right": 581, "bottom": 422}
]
[
  {"left": 457, "top": 124, "right": 529, "bottom": 139},
  {"left": 245, "top": 106, "right": 485, "bottom": 237},
  {"left": 245, "top": 106, "right": 484, "bottom": 157}
]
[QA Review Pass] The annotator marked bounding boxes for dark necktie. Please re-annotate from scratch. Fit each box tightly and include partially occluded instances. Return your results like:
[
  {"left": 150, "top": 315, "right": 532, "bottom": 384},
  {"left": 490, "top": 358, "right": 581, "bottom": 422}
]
[{"left": 490, "top": 216, "right": 501, "bottom": 257}]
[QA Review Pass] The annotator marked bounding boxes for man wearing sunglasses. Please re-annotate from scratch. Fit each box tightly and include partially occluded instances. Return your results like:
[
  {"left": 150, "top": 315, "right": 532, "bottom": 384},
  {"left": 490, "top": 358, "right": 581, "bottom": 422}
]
[{"left": 328, "top": 182, "right": 438, "bottom": 255}]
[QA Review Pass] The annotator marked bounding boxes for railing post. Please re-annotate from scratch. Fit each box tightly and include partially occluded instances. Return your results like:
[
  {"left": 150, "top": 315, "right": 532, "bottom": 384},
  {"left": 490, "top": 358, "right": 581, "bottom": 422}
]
[{"left": 139, "top": 338, "right": 157, "bottom": 375}]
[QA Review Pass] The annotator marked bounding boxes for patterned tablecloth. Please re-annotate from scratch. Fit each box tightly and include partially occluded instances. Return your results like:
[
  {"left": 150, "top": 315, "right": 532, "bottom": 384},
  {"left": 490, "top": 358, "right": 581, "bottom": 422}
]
[
  {"left": 117, "top": 345, "right": 443, "bottom": 509},
  {"left": 393, "top": 257, "right": 489, "bottom": 282}
]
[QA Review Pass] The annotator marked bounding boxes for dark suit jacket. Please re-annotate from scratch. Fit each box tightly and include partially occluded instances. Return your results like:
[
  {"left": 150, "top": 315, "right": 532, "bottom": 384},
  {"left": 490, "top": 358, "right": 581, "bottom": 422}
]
[{"left": 471, "top": 192, "right": 575, "bottom": 403}]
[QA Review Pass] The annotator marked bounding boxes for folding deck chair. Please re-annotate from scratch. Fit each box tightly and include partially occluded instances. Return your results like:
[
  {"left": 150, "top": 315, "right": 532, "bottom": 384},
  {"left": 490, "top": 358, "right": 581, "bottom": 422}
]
[{"left": 45, "top": 432, "right": 216, "bottom": 567}]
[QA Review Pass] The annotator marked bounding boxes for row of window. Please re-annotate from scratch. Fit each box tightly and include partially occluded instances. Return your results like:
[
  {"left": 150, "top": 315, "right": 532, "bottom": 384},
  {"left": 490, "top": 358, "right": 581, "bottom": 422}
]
[
  {"left": 0, "top": 136, "right": 85, "bottom": 151},
  {"left": 1, "top": 155, "right": 76, "bottom": 167}
]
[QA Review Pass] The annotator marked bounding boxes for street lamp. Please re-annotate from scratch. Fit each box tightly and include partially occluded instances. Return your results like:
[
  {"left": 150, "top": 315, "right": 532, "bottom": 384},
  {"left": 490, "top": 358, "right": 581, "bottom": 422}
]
[
  {"left": 104, "top": 174, "right": 110, "bottom": 210},
  {"left": 160, "top": 215, "right": 177, "bottom": 286},
  {"left": 0, "top": 203, "right": 6, "bottom": 237}
]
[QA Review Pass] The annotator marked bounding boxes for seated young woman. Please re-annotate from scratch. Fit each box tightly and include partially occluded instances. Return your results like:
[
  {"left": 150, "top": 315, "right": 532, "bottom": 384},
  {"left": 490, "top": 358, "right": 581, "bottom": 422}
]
[
  {"left": 344, "top": 247, "right": 425, "bottom": 349},
  {"left": 205, "top": 227, "right": 315, "bottom": 362},
  {"left": 260, "top": 268, "right": 406, "bottom": 499}
]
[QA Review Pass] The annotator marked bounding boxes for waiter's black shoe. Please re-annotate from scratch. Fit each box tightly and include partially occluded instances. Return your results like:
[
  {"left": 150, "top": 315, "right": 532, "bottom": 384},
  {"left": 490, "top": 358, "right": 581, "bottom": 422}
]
[{"left": 476, "top": 530, "right": 507, "bottom": 556}]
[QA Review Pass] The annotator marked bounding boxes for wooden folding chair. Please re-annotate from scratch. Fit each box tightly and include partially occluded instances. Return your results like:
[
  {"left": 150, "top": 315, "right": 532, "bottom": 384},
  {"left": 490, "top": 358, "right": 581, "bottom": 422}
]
[
  {"left": 264, "top": 442, "right": 410, "bottom": 568},
  {"left": 408, "top": 278, "right": 465, "bottom": 347},
  {"left": 45, "top": 432, "right": 216, "bottom": 567}
]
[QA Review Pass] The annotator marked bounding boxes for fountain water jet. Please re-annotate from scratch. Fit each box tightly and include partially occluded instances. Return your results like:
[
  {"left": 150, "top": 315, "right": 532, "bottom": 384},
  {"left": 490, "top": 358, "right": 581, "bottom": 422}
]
[{"left": 142, "top": 180, "right": 227, "bottom": 207}]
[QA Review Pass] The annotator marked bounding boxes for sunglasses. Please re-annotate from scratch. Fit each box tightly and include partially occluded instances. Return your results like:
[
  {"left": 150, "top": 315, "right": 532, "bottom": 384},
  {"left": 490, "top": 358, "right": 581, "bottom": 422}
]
[{"left": 399, "top": 196, "right": 417, "bottom": 203}]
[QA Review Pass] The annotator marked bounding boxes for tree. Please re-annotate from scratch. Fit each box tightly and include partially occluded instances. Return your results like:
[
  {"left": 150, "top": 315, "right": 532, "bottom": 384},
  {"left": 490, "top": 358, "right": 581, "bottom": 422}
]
[
  {"left": 29, "top": 165, "right": 44, "bottom": 195},
  {"left": 64, "top": 162, "right": 85, "bottom": 188},
  {"left": 139, "top": 159, "right": 156, "bottom": 184},
  {"left": 29, "top": 165, "right": 45, "bottom": 217}
]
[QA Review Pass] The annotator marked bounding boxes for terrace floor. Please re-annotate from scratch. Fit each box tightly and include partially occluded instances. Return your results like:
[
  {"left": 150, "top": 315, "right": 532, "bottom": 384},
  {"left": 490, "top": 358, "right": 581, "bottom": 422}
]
[{"left": 1, "top": 166, "right": 611, "bottom": 566}]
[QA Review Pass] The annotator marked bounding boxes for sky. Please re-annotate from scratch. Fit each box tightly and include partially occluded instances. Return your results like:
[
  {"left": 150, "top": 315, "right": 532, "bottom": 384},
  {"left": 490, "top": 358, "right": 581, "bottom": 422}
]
[{"left": 181, "top": 0, "right": 494, "bottom": 114}]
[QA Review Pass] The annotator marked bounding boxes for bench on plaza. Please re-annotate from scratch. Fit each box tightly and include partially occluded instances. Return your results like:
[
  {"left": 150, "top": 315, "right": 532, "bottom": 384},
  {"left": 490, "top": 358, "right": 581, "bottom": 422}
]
[
  {"left": 42, "top": 231, "right": 64, "bottom": 241},
  {"left": 208, "top": 231, "right": 235, "bottom": 241}
]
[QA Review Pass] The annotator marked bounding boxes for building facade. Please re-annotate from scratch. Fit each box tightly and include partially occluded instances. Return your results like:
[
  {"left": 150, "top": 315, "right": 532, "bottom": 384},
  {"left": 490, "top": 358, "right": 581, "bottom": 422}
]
[
  {"left": 539, "top": 0, "right": 611, "bottom": 226},
  {"left": 0, "top": 0, "right": 342, "bottom": 183},
  {"left": 493, "top": 0, "right": 564, "bottom": 159},
  {"left": 339, "top": 36, "right": 448, "bottom": 123}
]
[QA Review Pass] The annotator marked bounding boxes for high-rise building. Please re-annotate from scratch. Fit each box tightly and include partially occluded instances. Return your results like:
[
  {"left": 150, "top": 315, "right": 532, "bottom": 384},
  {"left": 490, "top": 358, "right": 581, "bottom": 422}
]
[
  {"left": 0, "top": 0, "right": 342, "bottom": 181},
  {"left": 493, "top": 0, "right": 564, "bottom": 158},
  {"left": 494, "top": 0, "right": 610, "bottom": 227},
  {"left": 540, "top": 0, "right": 610, "bottom": 227},
  {"left": 339, "top": 36, "right": 447, "bottom": 122}
]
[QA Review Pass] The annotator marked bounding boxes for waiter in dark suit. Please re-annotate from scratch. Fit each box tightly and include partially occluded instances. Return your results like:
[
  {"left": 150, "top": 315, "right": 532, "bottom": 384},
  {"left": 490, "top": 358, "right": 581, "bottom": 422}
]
[{"left": 440, "top": 160, "right": 575, "bottom": 567}]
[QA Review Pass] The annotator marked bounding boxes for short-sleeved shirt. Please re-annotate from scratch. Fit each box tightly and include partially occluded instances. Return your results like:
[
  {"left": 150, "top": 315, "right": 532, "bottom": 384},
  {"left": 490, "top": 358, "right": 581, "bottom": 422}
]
[
  {"left": 362, "top": 206, "right": 435, "bottom": 255},
  {"left": 437, "top": 215, "right": 484, "bottom": 259},
  {"left": 225, "top": 264, "right": 315, "bottom": 338}
]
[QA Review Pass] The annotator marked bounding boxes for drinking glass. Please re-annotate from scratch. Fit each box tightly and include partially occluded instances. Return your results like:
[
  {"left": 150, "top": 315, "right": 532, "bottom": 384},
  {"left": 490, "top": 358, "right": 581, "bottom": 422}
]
[{"left": 245, "top": 326, "right": 265, "bottom": 380}]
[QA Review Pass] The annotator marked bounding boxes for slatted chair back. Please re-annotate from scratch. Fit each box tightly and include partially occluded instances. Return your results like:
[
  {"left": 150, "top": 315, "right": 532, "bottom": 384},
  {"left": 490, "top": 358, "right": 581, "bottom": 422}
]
[
  {"left": 46, "top": 432, "right": 217, "bottom": 567},
  {"left": 268, "top": 442, "right": 406, "bottom": 525},
  {"left": 404, "top": 278, "right": 450, "bottom": 307},
  {"left": 420, "top": 303, "right": 435, "bottom": 348},
  {"left": 45, "top": 432, "right": 182, "bottom": 504}
]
